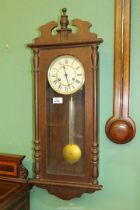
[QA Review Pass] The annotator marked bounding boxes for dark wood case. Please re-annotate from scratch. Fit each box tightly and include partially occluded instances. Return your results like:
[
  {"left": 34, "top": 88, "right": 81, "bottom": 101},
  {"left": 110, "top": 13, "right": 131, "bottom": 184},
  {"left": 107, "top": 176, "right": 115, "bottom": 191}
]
[{"left": 28, "top": 8, "right": 103, "bottom": 200}]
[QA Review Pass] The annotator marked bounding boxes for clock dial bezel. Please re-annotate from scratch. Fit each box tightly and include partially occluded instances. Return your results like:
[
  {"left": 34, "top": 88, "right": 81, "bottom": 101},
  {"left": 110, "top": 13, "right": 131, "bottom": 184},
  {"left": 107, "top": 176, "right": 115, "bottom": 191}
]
[{"left": 47, "top": 55, "right": 85, "bottom": 95}]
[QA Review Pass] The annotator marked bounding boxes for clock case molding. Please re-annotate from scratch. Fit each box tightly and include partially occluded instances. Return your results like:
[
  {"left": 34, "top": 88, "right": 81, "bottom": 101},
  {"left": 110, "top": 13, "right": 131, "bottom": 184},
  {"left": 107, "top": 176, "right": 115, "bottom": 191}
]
[{"left": 28, "top": 8, "right": 103, "bottom": 200}]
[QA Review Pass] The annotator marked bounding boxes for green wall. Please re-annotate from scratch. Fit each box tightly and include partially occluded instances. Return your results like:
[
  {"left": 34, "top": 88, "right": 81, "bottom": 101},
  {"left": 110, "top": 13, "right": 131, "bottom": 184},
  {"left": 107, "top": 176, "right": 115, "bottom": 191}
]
[{"left": 0, "top": 0, "right": 140, "bottom": 209}]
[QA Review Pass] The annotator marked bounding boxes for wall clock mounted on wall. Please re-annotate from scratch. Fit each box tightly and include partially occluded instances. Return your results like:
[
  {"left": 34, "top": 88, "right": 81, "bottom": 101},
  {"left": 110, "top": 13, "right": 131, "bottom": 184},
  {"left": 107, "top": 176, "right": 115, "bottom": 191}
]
[{"left": 28, "top": 8, "right": 103, "bottom": 200}]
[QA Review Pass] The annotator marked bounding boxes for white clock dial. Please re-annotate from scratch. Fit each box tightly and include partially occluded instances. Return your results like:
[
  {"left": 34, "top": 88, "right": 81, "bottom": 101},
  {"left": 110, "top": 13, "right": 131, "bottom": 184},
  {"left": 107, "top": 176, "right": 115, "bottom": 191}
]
[{"left": 47, "top": 55, "right": 85, "bottom": 95}]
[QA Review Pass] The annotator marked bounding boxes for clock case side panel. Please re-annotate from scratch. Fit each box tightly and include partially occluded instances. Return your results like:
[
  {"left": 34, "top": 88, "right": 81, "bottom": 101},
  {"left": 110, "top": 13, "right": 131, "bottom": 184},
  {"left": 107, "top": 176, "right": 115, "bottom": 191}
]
[{"left": 30, "top": 44, "right": 102, "bottom": 199}]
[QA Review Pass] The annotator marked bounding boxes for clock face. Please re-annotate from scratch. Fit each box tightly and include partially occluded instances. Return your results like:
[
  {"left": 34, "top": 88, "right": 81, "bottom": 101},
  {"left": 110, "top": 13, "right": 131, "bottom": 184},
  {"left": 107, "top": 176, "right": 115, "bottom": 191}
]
[{"left": 47, "top": 55, "right": 85, "bottom": 95}]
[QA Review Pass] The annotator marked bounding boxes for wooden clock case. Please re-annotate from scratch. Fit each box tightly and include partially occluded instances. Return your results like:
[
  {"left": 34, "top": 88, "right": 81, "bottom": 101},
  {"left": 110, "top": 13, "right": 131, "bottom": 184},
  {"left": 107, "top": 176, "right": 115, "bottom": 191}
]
[{"left": 28, "top": 8, "right": 103, "bottom": 200}]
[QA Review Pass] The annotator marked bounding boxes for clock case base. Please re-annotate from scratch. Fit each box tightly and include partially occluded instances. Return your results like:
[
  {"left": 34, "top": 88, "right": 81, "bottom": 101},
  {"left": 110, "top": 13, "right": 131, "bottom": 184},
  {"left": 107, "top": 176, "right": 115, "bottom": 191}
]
[{"left": 29, "top": 179, "right": 102, "bottom": 200}]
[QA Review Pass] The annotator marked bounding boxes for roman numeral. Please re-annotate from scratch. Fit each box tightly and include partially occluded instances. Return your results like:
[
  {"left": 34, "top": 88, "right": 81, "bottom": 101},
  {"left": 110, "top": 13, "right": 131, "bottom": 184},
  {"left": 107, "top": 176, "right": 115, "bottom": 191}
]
[
  {"left": 75, "top": 80, "right": 80, "bottom": 84},
  {"left": 53, "top": 79, "right": 58, "bottom": 84},
  {"left": 51, "top": 74, "right": 56, "bottom": 77},
  {"left": 65, "top": 59, "right": 68, "bottom": 65},
  {"left": 77, "top": 73, "right": 82, "bottom": 76},
  {"left": 58, "top": 84, "right": 62, "bottom": 89}
]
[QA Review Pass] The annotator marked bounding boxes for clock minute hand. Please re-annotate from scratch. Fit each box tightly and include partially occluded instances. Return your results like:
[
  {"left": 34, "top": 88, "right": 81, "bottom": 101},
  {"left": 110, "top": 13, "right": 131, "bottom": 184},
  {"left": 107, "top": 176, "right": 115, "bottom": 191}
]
[{"left": 63, "top": 65, "right": 71, "bottom": 90}]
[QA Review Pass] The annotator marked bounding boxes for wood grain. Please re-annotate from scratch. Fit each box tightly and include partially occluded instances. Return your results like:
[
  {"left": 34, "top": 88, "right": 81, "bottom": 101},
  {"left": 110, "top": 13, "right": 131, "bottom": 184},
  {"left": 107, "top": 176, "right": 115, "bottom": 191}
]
[
  {"left": 28, "top": 8, "right": 103, "bottom": 199},
  {"left": 105, "top": 0, "right": 136, "bottom": 144}
]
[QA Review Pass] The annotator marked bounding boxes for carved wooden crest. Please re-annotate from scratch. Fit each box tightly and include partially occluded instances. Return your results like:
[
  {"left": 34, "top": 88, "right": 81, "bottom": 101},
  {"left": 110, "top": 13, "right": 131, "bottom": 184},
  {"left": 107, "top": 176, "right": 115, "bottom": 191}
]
[{"left": 28, "top": 8, "right": 102, "bottom": 47}]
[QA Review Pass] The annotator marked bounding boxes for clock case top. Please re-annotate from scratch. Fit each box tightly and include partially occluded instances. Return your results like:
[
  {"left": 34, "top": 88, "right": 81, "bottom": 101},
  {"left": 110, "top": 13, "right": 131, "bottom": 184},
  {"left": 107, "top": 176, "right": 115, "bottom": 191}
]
[{"left": 28, "top": 8, "right": 103, "bottom": 200}]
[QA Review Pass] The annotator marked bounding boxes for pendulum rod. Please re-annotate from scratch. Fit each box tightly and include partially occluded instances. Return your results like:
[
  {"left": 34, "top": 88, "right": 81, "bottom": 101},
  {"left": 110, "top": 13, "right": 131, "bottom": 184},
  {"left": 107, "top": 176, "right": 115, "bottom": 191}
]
[{"left": 68, "top": 95, "right": 75, "bottom": 144}]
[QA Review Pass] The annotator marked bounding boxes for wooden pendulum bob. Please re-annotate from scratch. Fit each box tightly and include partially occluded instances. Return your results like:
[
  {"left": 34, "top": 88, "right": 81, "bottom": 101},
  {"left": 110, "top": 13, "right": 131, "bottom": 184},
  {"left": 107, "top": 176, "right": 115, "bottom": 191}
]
[{"left": 105, "top": 0, "right": 136, "bottom": 144}]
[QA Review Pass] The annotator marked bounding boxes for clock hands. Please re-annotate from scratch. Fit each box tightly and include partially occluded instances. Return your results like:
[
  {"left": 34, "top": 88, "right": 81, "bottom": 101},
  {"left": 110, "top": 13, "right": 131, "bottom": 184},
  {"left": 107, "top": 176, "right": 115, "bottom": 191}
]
[
  {"left": 48, "top": 55, "right": 85, "bottom": 95},
  {"left": 62, "top": 65, "right": 71, "bottom": 90}
]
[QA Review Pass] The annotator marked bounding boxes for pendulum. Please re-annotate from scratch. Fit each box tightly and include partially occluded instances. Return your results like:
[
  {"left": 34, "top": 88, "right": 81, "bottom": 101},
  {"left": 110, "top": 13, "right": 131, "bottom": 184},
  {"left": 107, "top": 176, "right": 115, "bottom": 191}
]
[{"left": 62, "top": 95, "right": 81, "bottom": 164}]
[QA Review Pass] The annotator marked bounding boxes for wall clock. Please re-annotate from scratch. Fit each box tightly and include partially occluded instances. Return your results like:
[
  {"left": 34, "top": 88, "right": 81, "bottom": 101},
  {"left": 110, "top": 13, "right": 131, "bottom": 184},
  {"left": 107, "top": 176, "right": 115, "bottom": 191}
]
[{"left": 28, "top": 8, "right": 103, "bottom": 200}]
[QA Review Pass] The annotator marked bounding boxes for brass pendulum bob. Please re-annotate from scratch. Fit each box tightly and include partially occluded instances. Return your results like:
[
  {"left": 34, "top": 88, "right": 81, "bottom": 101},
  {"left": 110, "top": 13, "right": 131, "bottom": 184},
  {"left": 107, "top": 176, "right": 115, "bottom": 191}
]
[{"left": 62, "top": 95, "right": 81, "bottom": 165}]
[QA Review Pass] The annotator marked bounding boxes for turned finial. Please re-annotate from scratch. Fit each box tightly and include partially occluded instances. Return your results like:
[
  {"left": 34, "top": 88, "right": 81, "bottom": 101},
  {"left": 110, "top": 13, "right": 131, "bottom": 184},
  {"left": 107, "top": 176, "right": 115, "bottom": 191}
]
[{"left": 60, "top": 8, "right": 69, "bottom": 29}]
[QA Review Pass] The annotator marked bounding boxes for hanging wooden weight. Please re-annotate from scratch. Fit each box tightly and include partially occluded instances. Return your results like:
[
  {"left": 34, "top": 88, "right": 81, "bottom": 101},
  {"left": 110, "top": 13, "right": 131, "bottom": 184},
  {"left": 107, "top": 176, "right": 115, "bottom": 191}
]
[{"left": 105, "top": 0, "right": 136, "bottom": 144}]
